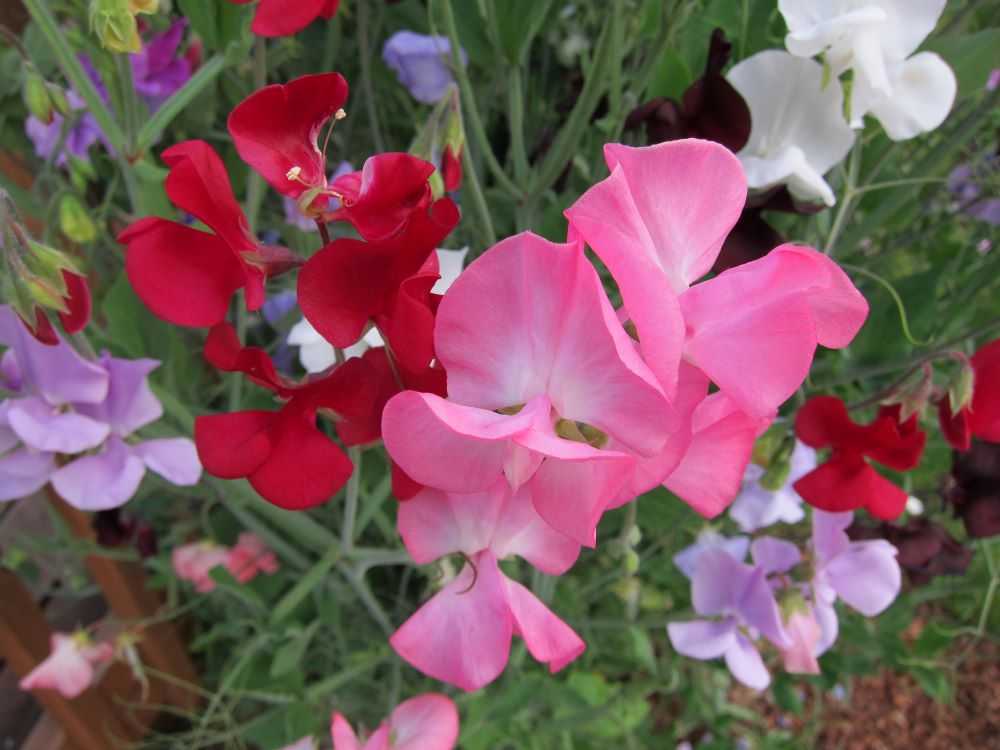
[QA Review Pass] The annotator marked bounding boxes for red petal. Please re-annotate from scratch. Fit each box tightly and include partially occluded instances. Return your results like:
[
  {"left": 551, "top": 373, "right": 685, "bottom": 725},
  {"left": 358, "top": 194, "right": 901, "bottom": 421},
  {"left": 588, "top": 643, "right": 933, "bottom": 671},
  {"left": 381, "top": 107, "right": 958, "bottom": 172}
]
[
  {"left": 120, "top": 217, "right": 243, "bottom": 327},
  {"left": 375, "top": 271, "right": 438, "bottom": 375},
  {"left": 970, "top": 339, "right": 1000, "bottom": 442},
  {"left": 794, "top": 454, "right": 908, "bottom": 520},
  {"left": 204, "top": 322, "right": 285, "bottom": 392},
  {"left": 248, "top": 0, "right": 339, "bottom": 37},
  {"left": 228, "top": 73, "right": 348, "bottom": 199},
  {"left": 392, "top": 460, "right": 423, "bottom": 500},
  {"left": 794, "top": 396, "right": 857, "bottom": 449},
  {"left": 336, "top": 347, "right": 399, "bottom": 446},
  {"left": 937, "top": 399, "right": 972, "bottom": 452},
  {"left": 442, "top": 145, "right": 462, "bottom": 192},
  {"left": 162, "top": 140, "right": 255, "bottom": 257},
  {"left": 57, "top": 271, "right": 91, "bottom": 334},
  {"left": 17, "top": 307, "right": 59, "bottom": 345},
  {"left": 248, "top": 406, "right": 353, "bottom": 509},
  {"left": 867, "top": 406, "right": 926, "bottom": 471},
  {"left": 195, "top": 411, "right": 273, "bottom": 479}
]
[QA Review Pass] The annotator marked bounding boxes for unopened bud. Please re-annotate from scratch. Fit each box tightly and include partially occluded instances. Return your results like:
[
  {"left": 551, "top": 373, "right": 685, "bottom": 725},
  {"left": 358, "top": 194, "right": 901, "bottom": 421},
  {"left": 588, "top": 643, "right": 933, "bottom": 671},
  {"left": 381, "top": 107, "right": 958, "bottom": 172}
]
[
  {"left": 23, "top": 68, "right": 54, "bottom": 124},
  {"left": 24, "top": 274, "right": 69, "bottom": 313},
  {"left": 883, "top": 364, "right": 933, "bottom": 422},
  {"left": 778, "top": 587, "right": 810, "bottom": 621},
  {"left": 624, "top": 549, "right": 640, "bottom": 574},
  {"left": 27, "top": 238, "right": 84, "bottom": 279},
  {"left": 47, "top": 84, "right": 72, "bottom": 117},
  {"left": 948, "top": 358, "right": 975, "bottom": 414},
  {"left": 59, "top": 195, "right": 98, "bottom": 244},
  {"left": 89, "top": 0, "right": 141, "bottom": 54},
  {"left": 128, "top": 0, "right": 158, "bottom": 13}
]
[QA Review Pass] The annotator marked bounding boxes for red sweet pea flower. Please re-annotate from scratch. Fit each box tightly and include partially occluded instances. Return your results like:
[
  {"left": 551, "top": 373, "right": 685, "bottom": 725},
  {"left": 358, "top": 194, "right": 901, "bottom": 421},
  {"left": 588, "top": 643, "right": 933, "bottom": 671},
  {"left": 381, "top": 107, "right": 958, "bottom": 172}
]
[
  {"left": 326, "top": 153, "right": 437, "bottom": 241},
  {"left": 118, "top": 140, "right": 299, "bottom": 327},
  {"left": 940, "top": 340, "right": 1000, "bottom": 450},
  {"left": 228, "top": 73, "right": 349, "bottom": 209},
  {"left": 793, "top": 396, "right": 926, "bottom": 520},
  {"left": 298, "top": 195, "right": 459, "bottom": 362},
  {"left": 230, "top": 0, "right": 339, "bottom": 38},
  {"left": 194, "top": 323, "right": 376, "bottom": 509}
]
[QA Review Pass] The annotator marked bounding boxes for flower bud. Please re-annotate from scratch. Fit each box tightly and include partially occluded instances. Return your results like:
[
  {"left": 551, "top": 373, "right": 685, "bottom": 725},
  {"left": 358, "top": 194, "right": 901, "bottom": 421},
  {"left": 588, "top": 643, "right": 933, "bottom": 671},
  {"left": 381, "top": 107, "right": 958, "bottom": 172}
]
[
  {"left": 47, "top": 83, "right": 72, "bottom": 117},
  {"left": 128, "top": 0, "right": 158, "bottom": 13},
  {"left": 23, "top": 67, "right": 54, "bottom": 124},
  {"left": 89, "top": 0, "right": 142, "bottom": 54},
  {"left": 59, "top": 195, "right": 98, "bottom": 244},
  {"left": 624, "top": 549, "right": 640, "bottom": 574},
  {"left": 883, "top": 364, "right": 933, "bottom": 422},
  {"left": 26, "top": 238, "right": 84, "bottom": 280},
  {"left": 948, "top": 358, "right": 975, "bottom": 414}
]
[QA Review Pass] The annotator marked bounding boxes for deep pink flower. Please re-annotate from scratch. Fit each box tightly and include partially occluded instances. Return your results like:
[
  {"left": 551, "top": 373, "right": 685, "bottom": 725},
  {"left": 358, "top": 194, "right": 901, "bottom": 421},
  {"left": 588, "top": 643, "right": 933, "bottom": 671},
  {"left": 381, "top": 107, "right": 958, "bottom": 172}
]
[
  {"left": 230, "top": 0, "right": 340, "bottom": 38},
  {"left": 172, "top": 541, "right": 230, "bottom": 592},
  {"left": 19, "top": 632, "right": 113, "bottom": 698},
  {"left": 331, "top": 693, "right": 459, "bottom": 750},
  {"left": 382, "top": 232, "right": 676, "bottom": 546},
  {"left": 225, "top": 532, "right": 279, "bottom": 583},
  {"left": 390, "top": 481, "right": 584, "bottom": 690}
]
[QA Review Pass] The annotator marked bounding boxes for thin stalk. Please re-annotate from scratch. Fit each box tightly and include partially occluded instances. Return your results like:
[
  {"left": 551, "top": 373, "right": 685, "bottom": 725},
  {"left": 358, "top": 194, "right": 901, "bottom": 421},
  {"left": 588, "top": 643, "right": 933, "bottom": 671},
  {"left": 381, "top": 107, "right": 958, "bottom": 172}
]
[
  {"left": 244, "top": 38, "right": 268, "bottom": 232},
  {"left": 270, "top": 543, "right": 342, "bottom": 624},
  {"left": 976, "top": 540, "right": 998, "bottom": 636},
  {"left": 339, "top": 564, "right": 393, "bottom": 635},
  {"left": 114, "top": 53, "right": 140, "bottom": 157},
  {"left": 358, "top": 0, "right": 386, "bottom": 152},
  {"left": 342, "top": 446, "right": 362, "bottom": 551},
  {"left": 508, "top": 66, "right": 530, "bottom": 183},
  {"left": 459, "top": 131, "right": 497, "bottom": 246},
  {"left": 825, "top": 137, "right": 862, "bottom": 255},
  {"left": 137, "top": 55, "right": 228, "bottom": 152},
  {"left": 438, "top": 0, "right": 523, "bottom": 200}
]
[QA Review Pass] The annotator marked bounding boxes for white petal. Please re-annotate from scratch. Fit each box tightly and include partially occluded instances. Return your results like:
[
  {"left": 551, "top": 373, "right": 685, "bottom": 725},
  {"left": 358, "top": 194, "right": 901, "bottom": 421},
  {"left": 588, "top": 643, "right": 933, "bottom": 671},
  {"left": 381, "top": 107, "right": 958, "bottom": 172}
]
[
  {"left": 858, "top": 52, "right": 957, "bottom": 140},
  {"left": 433, "top": 247, "right": 469, "bottom": 294},
  {"left": 286, "top": 318, "right": 323, "bottom": 347}
]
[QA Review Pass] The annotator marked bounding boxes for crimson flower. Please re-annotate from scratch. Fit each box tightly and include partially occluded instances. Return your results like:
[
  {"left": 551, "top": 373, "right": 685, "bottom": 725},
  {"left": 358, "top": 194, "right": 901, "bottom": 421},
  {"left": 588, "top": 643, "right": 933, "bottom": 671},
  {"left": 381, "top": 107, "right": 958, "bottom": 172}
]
[
  {"left": 325, "top": 152, "right": 437, "bottom": 241},
  {"left": 119, "top": 140, "right": 298, "bottom": 327},
  {"left": 230, "top": 0, "right": 339, "bottom": 38},
  {"left": 298, "top": 194, "right": 459, "bottom": 372},
  {"left": 228, "top": 73, "right": 349, "bottom": 207},
  {"left": 17, "top": 270, "right": 91, "bottom": 345},
  {"left": 793, "top": 397, "right": 926, "bottom": 520},
  {"left": 938, "top": 339, "right": 1000, "bottom": 451},
  {"left": 194, "top": 323, "right": 375, "bottom": 509}
]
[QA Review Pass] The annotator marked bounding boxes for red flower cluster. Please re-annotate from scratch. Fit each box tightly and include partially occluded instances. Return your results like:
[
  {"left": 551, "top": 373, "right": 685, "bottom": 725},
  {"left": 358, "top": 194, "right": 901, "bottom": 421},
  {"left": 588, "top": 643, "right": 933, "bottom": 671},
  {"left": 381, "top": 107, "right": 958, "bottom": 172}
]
[
  {"left": 230, "top": 0, "right": 339, "bottom": 38},
  {"left": 937, "top": 339, "right": 1000, "bottom": 451},
  {"left": 119, "top": 71, "right": 457, "bottom": 509},
  {"left": 793, "top": 397, "right": 926, "bottom": 520}
]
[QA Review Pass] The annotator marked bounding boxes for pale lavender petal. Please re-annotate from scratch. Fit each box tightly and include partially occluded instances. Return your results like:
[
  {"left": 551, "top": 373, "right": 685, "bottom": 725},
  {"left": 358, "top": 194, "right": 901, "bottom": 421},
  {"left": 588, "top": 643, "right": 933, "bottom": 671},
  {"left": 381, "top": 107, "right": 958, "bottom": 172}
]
[
  {"left": 0, "top": 447, "right": 56, "bottom": 501},
  {"left": 724, "top": 633, "right": 770, "bottom": 690},
  {"left": 813, "top": 598, "right": 839, "bottom": 656},
  {"left": 76, "top": 354, "right": 161, "bottom": 436},
  {"left": 7, "top": 397, "right": 110, "bottom": 454},
  {"left": 826, "top": 541, "right": 901, "bottom": 616},
  {"left": 691, "top": 548, "right": 756, "bottom": 616},
  {"left": 811, "top": 508, "right": 853, "bottom": 563},
  {"left": 0, "top": 307, "right": 108, "bottom": 404},
  {"left": 50, "top": 437, "right": 146, "bottom": 511},
  {"left": 788, "top": 440, "right": 818, "bottom": 482},
  {"left": 134, "top": 438, "right": 202, "bottom": 486},
  {"left": 750, "top": 537, "right": 801, "bottom": 575},
  {"left": 382, "top": 31, "right": 467, "bottom": 104},
  {"left": 0, "top": 402, "right": 18, "bottom": 453},
  {"left": 737, "top": 567, "right": 791, "bottom": 648},
  {"left": 729, "top": 483, "right": 805, "bottom": 532},
  {"left": 667, "top": 618, "right": 737, "bottom": 660},
  {"left": 1, "top": 350, "right": 21, "bottom": 391},
  {"left": 673, "top": 530, "right": 749, "bottom": 578}
]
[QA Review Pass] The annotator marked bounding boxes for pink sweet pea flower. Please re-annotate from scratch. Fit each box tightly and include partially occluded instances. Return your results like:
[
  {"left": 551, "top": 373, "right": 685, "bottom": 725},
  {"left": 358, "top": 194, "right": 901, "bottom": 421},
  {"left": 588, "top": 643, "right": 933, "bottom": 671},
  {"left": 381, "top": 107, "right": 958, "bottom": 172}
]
[
  {"left": 279, "top": 738, "right": 318, "bottom": 750},
  {"left": 382, "top": 232, "right": 677, "bottom": 546},
  {"left": 781, "top": 608, "right": 822, "bottom": 675},
  {"left": 172, "top": 541, "right": 231, "bottom": 592},
  {"left": 331, "top": 693, "right": 459, "bottom": 750},
  {"left": 19, "top": 632, "right": 113, "bottom": 699},
  {"left": 390, "top": 481, "right": 584, "bottom": 690},
  {"left": 565, "top": 139, "right": 868, "bottom": 417},
  {"left": 225, "top": 532, "right": 279, "bottom": 583}
]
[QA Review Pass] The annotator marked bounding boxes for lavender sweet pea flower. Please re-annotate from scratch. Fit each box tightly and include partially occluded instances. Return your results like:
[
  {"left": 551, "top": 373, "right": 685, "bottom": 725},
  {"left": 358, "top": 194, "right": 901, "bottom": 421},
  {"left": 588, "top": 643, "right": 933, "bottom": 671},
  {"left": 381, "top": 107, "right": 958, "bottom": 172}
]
[
  {"left": 130, "top": 20, "right": 192, "bottom": 110},
  {"left": 729, "top": 441, "right": 816, "bottom": 532},
  {"left": 667, "top": 548, "right": 791, "bottom": 690},
  {"left": 811, "top": 509, "right": 902, "bottom": 654},
  {"left": 673, "top": 529, "right": 749, "bottom": 579},
  {"left": 382, "top": 31, "right": 467, "bottom": 104}
]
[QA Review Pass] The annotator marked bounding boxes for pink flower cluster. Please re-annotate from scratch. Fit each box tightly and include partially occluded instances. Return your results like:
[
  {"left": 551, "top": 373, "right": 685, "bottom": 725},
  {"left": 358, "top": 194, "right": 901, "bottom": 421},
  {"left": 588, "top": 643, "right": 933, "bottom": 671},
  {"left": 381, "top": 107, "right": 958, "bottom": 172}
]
[
  {"left": 382, "top": 139, "right": 869, "bottom": 690},
  {"left": 171, "top": 533, "right": 278, "bottom": 592}
]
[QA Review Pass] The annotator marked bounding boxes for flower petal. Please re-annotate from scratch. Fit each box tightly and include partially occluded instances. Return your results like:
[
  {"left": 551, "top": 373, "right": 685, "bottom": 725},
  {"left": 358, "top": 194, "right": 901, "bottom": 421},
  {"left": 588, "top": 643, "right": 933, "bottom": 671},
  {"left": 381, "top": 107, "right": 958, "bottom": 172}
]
[
  {"left": 724, "top": 633, "right": 771, "bottom": 690},
  {"left": 825, "top": 540, "right": 901, "bottom": 615},
  {"left": 504, "top": 575, "right": 586, "bottom": 673},
  {"left": 0, "top": 446, "right": 56, "bottom": 502},
  {"left": 7, "top": 397, "right": 110, "bottom": 454},
  {"left": 134, "top": 438, "right": 202, "bottom": 486},
  {"left": 667, "top": 618, "right": 737, "bottom": 660},
  {"left": 51, "top": 437, "right": 146, "bottom": 511},
  {"left": 388, "top": 694, "right": 460, "bottom": 750}
]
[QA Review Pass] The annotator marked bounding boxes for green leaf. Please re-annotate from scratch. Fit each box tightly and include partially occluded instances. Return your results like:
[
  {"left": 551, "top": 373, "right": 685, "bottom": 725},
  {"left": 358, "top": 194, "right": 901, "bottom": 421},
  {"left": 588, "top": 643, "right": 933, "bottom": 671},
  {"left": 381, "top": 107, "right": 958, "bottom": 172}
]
[
  {"left": 493, "top": 0, "right": 555, "bottom": 66},
  {"left": 628, "top": 626, "right": 658, "bottom": 675},
  {"left": 772, "top": 673, "right": 805, "bottom": 716},
  {"left": 270, "top": 624, "right": 318, "bottom": 678},
  {"left": 911, "top": 623, "right": 954, "bottom": 659},
  {"left": 925, "top": 30, "right": 1000, "bottom": 99},
  {"left": 646, "top": 49, "right": 691, "bottom": 101},
  {"left": 910, "top": 665, "right": 953, "bottom": 703}
]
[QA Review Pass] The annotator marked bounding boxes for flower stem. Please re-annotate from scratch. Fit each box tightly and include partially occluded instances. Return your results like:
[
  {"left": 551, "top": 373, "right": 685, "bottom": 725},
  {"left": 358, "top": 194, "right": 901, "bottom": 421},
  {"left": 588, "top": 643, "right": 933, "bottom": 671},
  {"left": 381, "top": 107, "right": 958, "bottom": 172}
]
[
  {"left": 358, "top": 0, "right": 386, "bottom": 153},
  {"left": 342, "top": 446, "right": 362, "bottom": 551}
]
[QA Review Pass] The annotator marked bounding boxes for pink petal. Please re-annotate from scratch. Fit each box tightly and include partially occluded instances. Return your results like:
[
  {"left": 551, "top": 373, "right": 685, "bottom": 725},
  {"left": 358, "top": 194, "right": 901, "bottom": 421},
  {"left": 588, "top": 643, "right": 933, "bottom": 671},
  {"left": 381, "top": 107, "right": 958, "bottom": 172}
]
[
  {"left": 19, "top": 634, "right": 96, "bottom": 699},
  {"left": 50, "top": 437, "right": 146, "bottom": 511},
  {"left": 435, "top": 232, "right": 670, "bottom": 456},
  {"left": 390, "top": 552, "right": 513, "bottom": 691},
  {"left": 503, "top": 576, "right": 586, "bottom": 673},
  {"left": 663, "top": 393, "right": 763, "bottom": 517},
  {"left": 680, "top": 244, "right": 867, "bottom": 418},
  {"left": 667, "top": 618, "right": 737, "bottom": 660},
  {"left": 388, "top": 693, "right": 460, "bottom": 750},
  {"left": 491, "top": 485, "right": 581, "bottom": 575},
  {"left": 330, "top": 713, "right": 362, "bottom": 750},
  {"left": 397, "top": 483, "right": 505, "bottom": 563}
]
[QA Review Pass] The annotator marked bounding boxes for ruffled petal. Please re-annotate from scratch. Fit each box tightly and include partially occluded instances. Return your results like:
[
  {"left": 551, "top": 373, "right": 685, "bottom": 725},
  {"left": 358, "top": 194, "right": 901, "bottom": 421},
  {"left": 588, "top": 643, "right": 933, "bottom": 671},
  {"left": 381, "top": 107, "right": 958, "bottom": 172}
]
[
  {"left": 504, "top": 576, "right": 586, "bottom": 673},
  {"left": 50, "top": 437, "right": 146, "bottom": 511},
  {"left": 388, "top": 694, "right": 460, "bottom": 750},
  {"left": 134, "top": 438, "right": 202, "bottom": 486},
  {"left": 7, "top": 397, "right": 110, "bottom": 454},
  {"left": 667, "top": 618, "right": 737, "bottom": 660}
]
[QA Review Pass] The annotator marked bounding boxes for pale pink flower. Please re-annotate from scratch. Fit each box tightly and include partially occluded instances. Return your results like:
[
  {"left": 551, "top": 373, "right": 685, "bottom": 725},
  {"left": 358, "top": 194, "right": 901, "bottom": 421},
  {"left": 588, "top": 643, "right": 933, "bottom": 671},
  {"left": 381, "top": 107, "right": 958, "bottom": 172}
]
[
  {"left": 172, "top": 540, "right": 230, "bottom": 592},
  {"left": 225, "top": 532, "right": 279, "bottom": 583},
  {"left": 390, "top": 481, "right": 584, "bottom": 690},
  {"left": 331, "top": 693, "right": 459, "bottom": 750},
  {"left": 781, "top": 609, "right": 822, "bottom": 674},
  {"left": 19, "top": 632, "right": 113, "bottom": 698}
]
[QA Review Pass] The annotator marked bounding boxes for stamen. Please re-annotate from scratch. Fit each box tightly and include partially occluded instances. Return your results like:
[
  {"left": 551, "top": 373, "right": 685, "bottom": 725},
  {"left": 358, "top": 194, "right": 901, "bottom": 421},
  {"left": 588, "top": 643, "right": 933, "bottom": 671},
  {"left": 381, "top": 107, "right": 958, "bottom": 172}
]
[{"left": 286, "top": 166, "right": 303, "bottom": 182}]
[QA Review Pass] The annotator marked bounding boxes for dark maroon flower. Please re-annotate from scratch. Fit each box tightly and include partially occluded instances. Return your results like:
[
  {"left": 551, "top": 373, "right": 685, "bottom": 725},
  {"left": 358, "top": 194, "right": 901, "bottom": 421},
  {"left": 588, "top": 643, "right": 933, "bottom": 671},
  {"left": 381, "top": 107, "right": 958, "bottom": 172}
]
[{"left": 850, "top": 518, "right": 972, "bottom": 585}]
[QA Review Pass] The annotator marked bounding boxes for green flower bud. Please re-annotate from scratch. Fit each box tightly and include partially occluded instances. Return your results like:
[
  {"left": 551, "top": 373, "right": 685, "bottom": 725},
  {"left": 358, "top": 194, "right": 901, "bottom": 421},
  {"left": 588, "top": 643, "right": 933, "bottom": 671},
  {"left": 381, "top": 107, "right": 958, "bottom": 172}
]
[
  {"left": 624, "top": 549, "right": 640, "bottom": 575},
  {"left": 59, "top": 195, "right": 98, "bottom": 244},
  {"left": 23, "top": 67, "right": 54, "bottom": 124},
  {"left": 89, "top": 0, "right": 141, "bottom": 54},
  {"left": 949, "top": 359, "right": 975, "bottom": 413},
  {"left": 47, "top": 83, "right": 72, "bottom": 117},
  {"left": 27, "top": 238, "right": 84, "bottom": 279},
  {"left": 24, "top": 273, "right": 69, "bottom": 313}
]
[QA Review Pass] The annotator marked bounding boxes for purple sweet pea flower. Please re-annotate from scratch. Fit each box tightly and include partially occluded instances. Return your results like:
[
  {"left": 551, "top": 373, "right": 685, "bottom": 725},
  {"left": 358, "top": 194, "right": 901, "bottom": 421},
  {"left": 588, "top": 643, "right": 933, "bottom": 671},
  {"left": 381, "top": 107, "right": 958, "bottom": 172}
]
[
  {"left": 673, "top": 529, "right": 749, "bottom": 579},
  {"left": 667, "top": 547, "right": 791, "bottom": 690},
  {"left": 948, "top": 159, "right": 1000, "bottom": 226},
  {"left": 382, "top": 31, "right": 467, "bottom": 104},
  {"left": 729, "top": 441, "right": 816, "bottom": 532},
  {"left": 811, "top": 509, "right": 901, "bottom": 654},
  {"left": 130, "top": 20, "right": 192, "bottom": 110},
  {"left": 0, "top": 306, "right": 201, "bottom": 508}
]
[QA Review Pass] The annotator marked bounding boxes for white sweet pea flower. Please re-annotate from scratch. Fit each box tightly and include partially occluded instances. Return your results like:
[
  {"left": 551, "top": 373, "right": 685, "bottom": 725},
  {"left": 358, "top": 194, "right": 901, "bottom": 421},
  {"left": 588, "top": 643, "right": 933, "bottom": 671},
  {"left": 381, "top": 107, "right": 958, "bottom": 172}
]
[
  {"left": 288, "top": 247, "right": 469, "bottom": 374},
  {"left": 729, "top": 440, "right": 817, "bottom": 533},
  {"left": 727, "top": 51, "right": 856, "bottom": 206},
  {"left": 778, "top": 0, "right": 956, "bottom": 140}
]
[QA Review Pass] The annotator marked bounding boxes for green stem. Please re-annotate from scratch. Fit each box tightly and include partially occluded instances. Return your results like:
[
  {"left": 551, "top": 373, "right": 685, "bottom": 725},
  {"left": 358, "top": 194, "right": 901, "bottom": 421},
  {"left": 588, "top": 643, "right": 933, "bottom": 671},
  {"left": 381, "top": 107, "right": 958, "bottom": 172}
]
[
  {"left": 244, "top": 38, "right": 267, "bottom": 232},
  {"left": 825, "top": 137, "right": 862, "bottom": 256},
  {"left": 342, "top": 446, "right": 362, "bottom": 550},
  {"left": 270, "top": 544, "right": 342, "bottom": 624},
  {"left": 137, "top": 55, "right": 228, "bottom": 153},
  {"left": 438, "top": 0, "right": 523, "bottom": 200},
  {"left": 358, "top": 0, "right": 386, "bottom": 152},
  {"left": 976, "top": 540, "right": 998, "bottom": 636},
  {"left": 338, "top": 564, "right": 393, "bottom": 635},
  {"left": 459, "top": 130, "right": 497, "bottom": 247},
  {"left": 840, "top": 262, "right": 929, "bottom": 346},
  {"left": 114, "top": 53, "right": 140, "bottom": 157},
  {"left": 23, "top": 0, "right": 126, "bottom": 154},
  {"left": 508, "top": 66, "right": 530, "bottom": 183}
]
